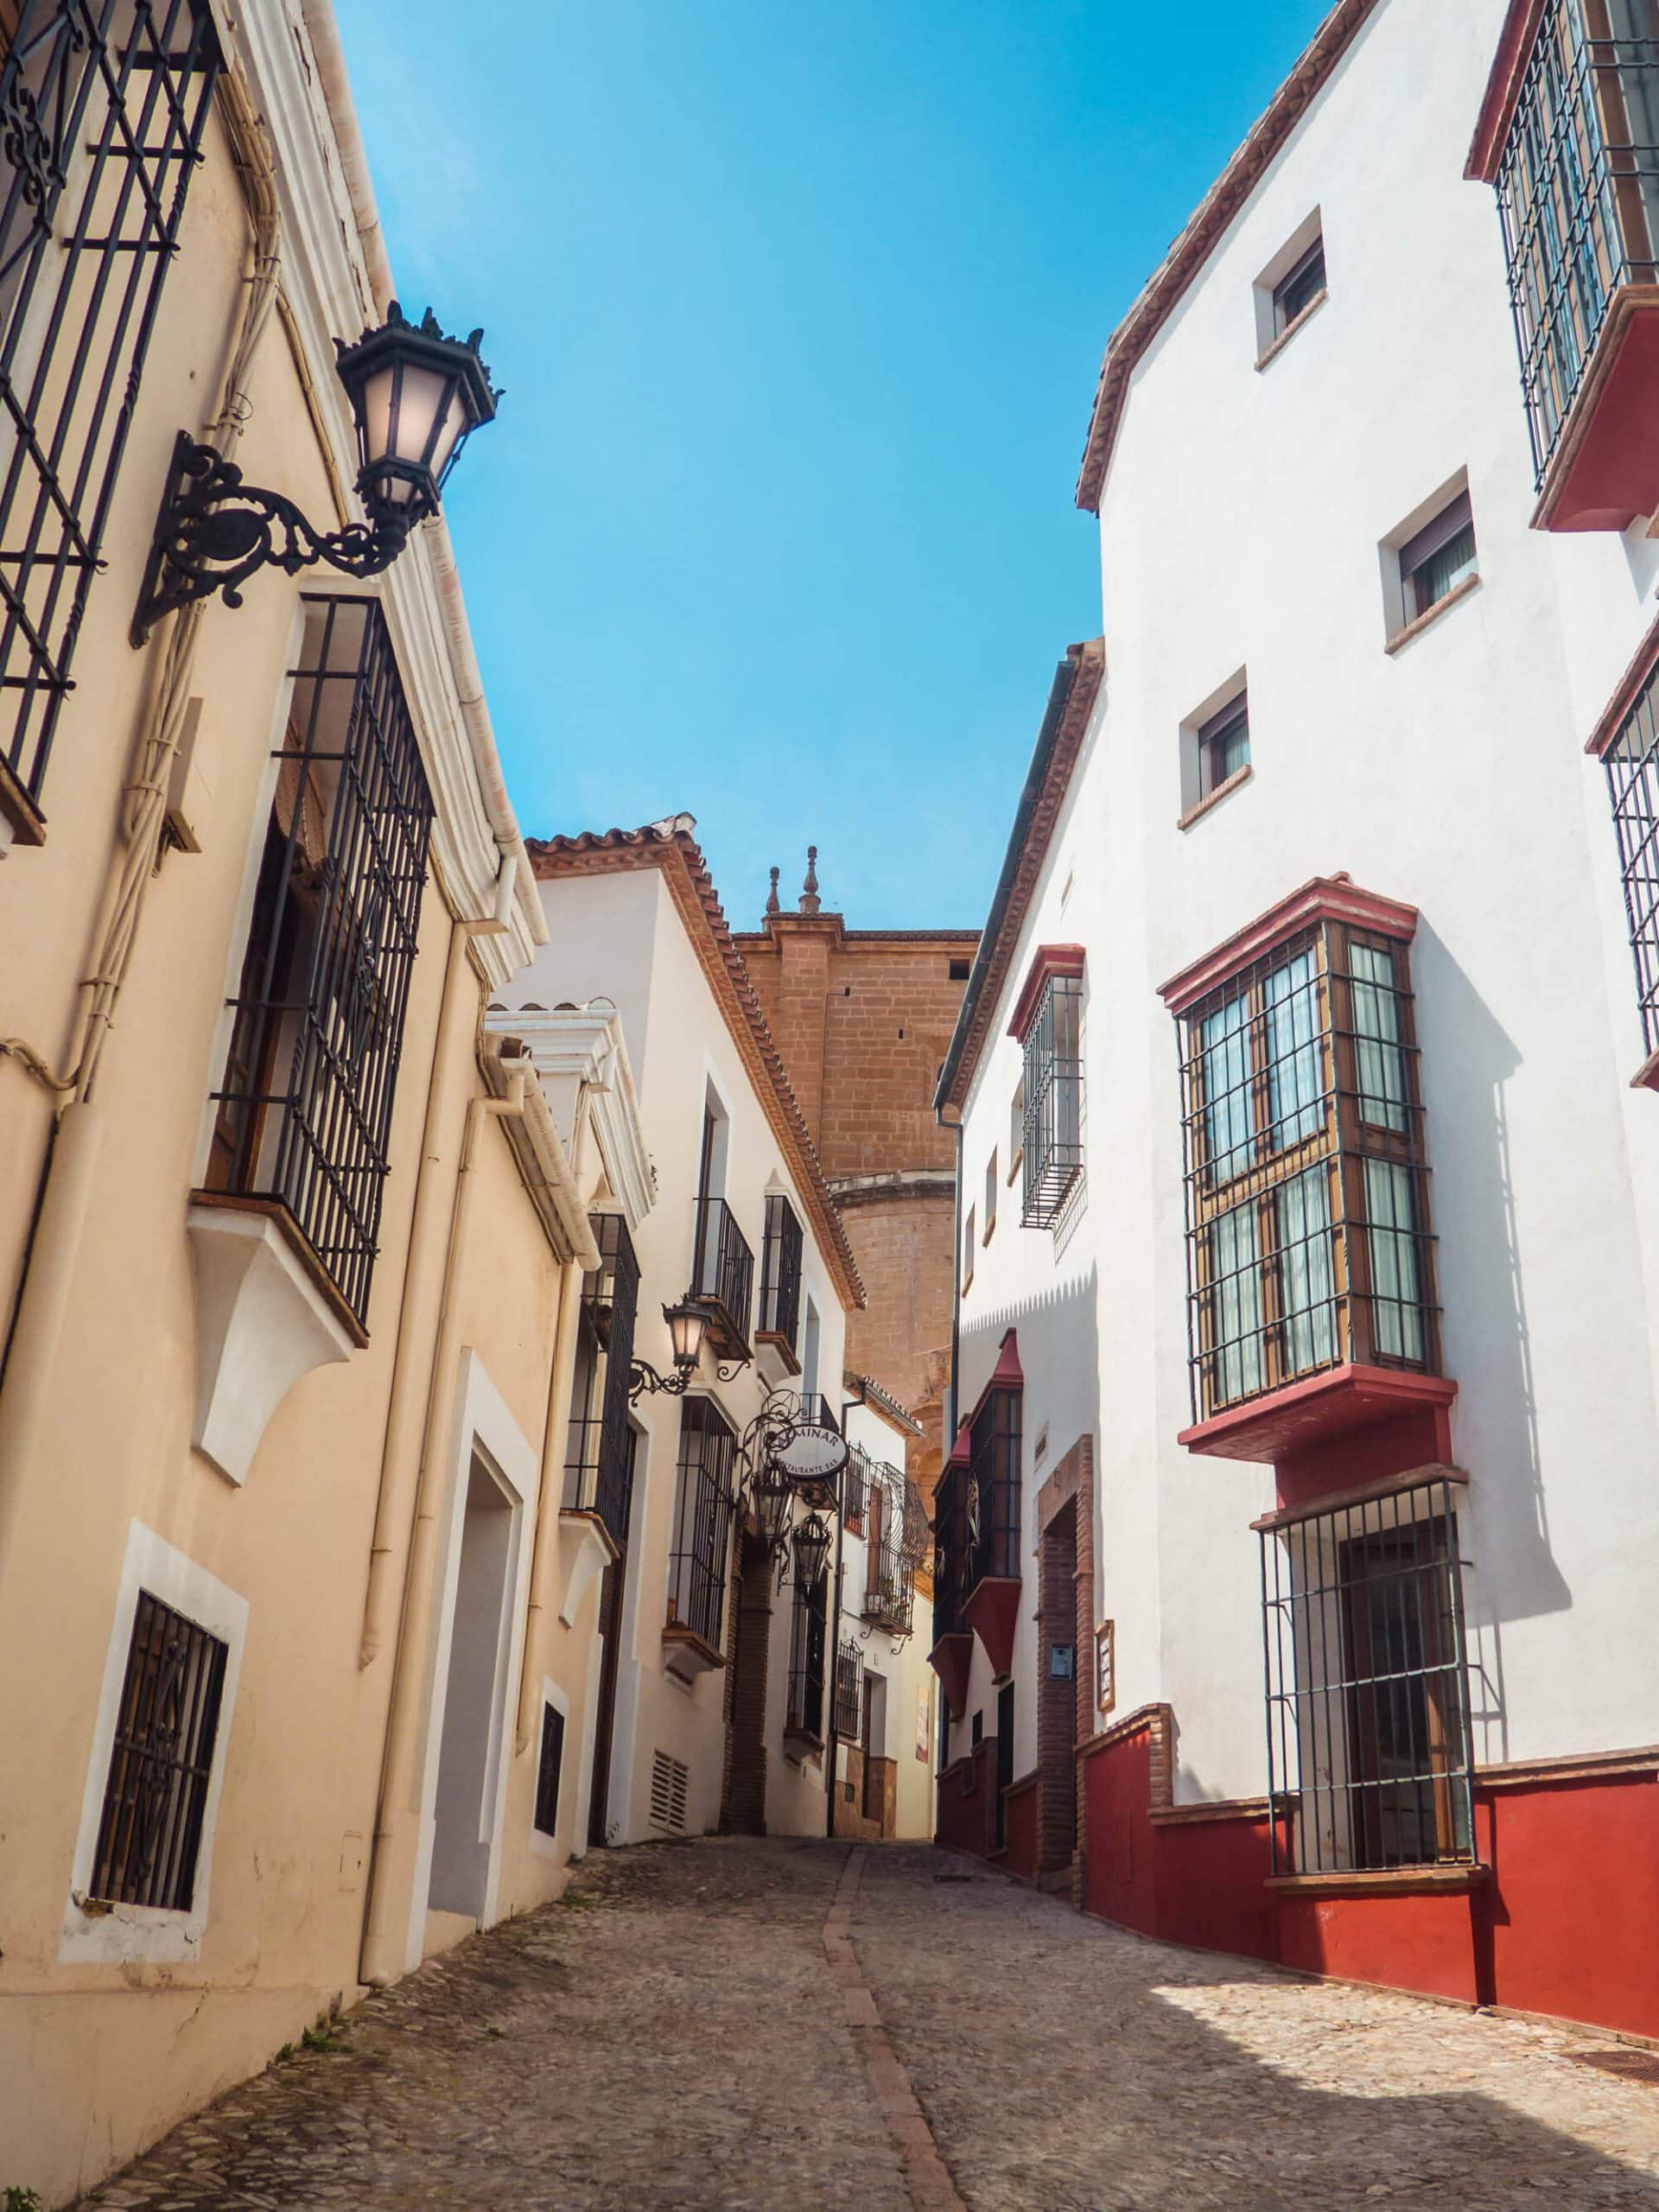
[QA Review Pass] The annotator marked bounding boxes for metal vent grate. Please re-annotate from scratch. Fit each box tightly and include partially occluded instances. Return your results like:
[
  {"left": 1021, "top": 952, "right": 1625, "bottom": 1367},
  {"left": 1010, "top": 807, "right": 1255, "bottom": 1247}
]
[
  {"left": 1572, "top": 2049, "right": 1659, "bottom": 2088},
  {"left": 649, "top": 1750, "right": 690, "bottom": 1834}
]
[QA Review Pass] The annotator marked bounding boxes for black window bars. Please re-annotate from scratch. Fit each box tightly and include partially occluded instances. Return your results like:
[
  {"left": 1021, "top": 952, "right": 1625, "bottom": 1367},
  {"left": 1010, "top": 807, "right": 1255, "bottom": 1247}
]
[
  {"left": 532, "top": 1700, "right": 565, "bottom": 1838},
  {"left": 862, "top": 1459, "right": 916, "bottom": 1636},
  {"left": 1495, "top": 0, "right": 1659, "bottom": 486},
  {"left": 200, "top": 596, "right": 433, "bottom": 1329},
  {"left": 667, "top": 1396, "right": 737, "bottom": 1651},
  {"left": 930, "top": 1462, "right": 970, "bottom": 1639},
  {"left": 1175, "top": 919, "right": 1440, "bottom": 1424},
  {"left": 1603, "top": 655, "right": 1659, "bottom": 1057},
  {"left": 757, "top": 1192, "right": 804, "bottom": 1351},
  {"left": 786, "top": 1569, "right": 827, "bottom": 1741},
  {"left": 690, "top": 1194, "right": 754, "bottom": 1353},
  {"left": 91, "top": 1588, "right": 227, "bottom": 1910},
  {"left": 967, "top": 1386, "right": 1020, "bottom": 1586},
  {"left": 565, "top": 1212, "right": 641, "bottom": 1548},
  {"left": 1021, "top": 972, "right": 1084, "bottom": 1228},
  {"left": 835, "top": 1634, "right": 863, "bottom": 1740},
  {"left": 1259, "top": 1472, "right": 1476, "bottom": 1876},
  {"left": 0, "top": 0, "right": 221, "bottom": 837}
]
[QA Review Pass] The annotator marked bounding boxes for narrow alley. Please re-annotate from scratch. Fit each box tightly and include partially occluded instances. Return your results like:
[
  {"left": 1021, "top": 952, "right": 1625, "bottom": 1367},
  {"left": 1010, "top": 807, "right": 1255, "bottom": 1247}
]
[{"left": 76, "top": 1840, "right": 1659, "bottom": 2212}]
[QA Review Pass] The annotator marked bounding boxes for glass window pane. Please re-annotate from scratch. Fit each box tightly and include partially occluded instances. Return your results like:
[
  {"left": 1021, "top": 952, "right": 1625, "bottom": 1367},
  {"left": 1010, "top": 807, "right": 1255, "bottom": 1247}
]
[
  {"left": 1200, "top": 993, "right": 1254, "bottom": 1178},
  {"left": 1365, "top": 1159, "right": 1424, "bottom": 1361},
  {"left": 1351, "top": 943, "right": 1408, "bottom": 1131},
  {"left": 1277, "top": 1163, "right": 1336, "bottom": 1376},
  {"left": 1265, "top": 950, "right": 1323, "bottom": 1149},
  {"left": 1210, "top": 1200, "right": 1263, "bottom": 1405}
]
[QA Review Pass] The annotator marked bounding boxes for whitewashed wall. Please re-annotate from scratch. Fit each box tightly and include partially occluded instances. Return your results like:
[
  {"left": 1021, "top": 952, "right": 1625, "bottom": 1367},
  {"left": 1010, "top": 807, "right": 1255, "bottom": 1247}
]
[{"left": 953, "top": 0, "right": 1659, "bottom": 1799}]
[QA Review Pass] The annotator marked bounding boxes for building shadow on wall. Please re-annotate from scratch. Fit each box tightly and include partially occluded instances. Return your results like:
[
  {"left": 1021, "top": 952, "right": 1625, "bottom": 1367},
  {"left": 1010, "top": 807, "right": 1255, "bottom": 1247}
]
[
  {"left": 1413, "top": 924, "right": 1571, "bottom": 1769},
  {"left": 864, "top": 1847, "right": 1659, "bottom": 2209}
]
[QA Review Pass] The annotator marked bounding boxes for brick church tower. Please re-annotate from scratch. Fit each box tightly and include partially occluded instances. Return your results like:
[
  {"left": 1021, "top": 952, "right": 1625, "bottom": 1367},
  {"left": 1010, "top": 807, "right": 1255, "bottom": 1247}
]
[{"left": 734, "top": 851, "right": 976, "bottom": 1503}]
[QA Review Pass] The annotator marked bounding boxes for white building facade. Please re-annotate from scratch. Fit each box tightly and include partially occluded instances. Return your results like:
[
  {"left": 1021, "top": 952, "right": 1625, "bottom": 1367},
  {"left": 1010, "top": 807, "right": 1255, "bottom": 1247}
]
[{"left": 933, "top": 0, "right": 1659, "bottom": 2040}]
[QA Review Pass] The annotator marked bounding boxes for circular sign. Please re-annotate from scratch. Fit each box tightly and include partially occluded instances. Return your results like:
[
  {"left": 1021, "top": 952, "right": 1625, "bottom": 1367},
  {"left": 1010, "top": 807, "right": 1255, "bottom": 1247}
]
[{"left": 772, "top": 1422, "right": 849, "bottom": 1485}]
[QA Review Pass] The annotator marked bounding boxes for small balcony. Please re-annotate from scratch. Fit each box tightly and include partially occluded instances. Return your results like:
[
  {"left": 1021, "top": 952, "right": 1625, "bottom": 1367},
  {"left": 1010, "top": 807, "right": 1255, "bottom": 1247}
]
[
  {"left": 1475, "top": 0, "right": 1659, "bottom": 530},
  {"left": 689, "top": 1196, "right": 754, "bottom": 1359}
]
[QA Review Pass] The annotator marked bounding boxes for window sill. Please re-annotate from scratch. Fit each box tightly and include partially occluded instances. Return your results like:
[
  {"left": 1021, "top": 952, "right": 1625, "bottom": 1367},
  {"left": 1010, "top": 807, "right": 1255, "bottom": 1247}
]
[
  {"left": 982, "top": 1218, "right": 995, "bottom": 1247},
  {"left": 1006, "top": 1149, "right": 1023, "bottom": 1187},
  {"left": 754, "top": 1328, "right": 802, "bottom": 1379},
  {"left": 1179, "top": 1363, "right": 1458, "bottom": 1464},
  {"left": 1268, "top": 1863, "right": 1487, "bottom": 1899},
  {"left": 1177, "top": 763, "right": 1252, "bottom": 832},
  {"left": 1255, "top": 288, "right": 1328, "bottom": 373},
  {"left": 1630, "top": 1045, "right": 1659, "bottom": 1092},
  {"left": 661, "top": 1624, "right": 726, "bottom": 1681},
  {"left": 0, "top": 750, "right": 46, "bottom": 849},
  {"left": 1385, "top": 572, "right": 1481, "bottom": 656}
]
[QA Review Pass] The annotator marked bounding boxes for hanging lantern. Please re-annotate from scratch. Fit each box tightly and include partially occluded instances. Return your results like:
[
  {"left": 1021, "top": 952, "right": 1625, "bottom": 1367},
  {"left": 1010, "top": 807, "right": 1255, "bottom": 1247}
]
[{"left": 791, "top": 1511, "right": 832, "bottom": 1592}]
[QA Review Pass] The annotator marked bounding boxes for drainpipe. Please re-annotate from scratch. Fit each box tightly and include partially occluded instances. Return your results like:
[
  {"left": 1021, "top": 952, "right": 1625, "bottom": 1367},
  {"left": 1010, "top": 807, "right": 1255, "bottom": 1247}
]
[
  {"left": 359, "top": 886, "right": 512, "bottom": 1669},
  {"left": 824, "top": 1483, "right": 849, "bottom": 1840},
  {"left": 942, "top": 1107, "right": 964, "bottom": 1446},
  {"left": 359, "top": 1066, "right": 527, "bottom": 1988}
]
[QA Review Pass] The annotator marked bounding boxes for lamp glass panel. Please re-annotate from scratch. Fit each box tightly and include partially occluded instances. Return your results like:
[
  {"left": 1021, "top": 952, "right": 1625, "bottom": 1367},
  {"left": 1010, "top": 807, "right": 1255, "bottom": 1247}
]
[
  {"left": 387, "top": 362, "right": 453, "bottom": 469},
  {"left": 667, "top": 1304, "right": 707, "bottom": 1368}
]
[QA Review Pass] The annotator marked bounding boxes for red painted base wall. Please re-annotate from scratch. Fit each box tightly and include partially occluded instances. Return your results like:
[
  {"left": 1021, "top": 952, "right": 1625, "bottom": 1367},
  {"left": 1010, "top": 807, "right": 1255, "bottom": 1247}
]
[{"left": 1075, "top": 1721, "right": 1659, "bottom": 2043}]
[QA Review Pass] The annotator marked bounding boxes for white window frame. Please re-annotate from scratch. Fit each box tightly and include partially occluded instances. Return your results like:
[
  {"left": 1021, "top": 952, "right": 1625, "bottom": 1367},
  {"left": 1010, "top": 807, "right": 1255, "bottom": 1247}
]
[{"left": 60, "top": 1522, "right": 250, "bottom": 1965}]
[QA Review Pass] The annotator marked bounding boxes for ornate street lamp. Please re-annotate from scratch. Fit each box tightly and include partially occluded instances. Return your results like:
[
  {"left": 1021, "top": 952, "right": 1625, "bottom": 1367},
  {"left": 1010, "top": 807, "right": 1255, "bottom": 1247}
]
[
  {"left": 748, "top": 1459, "right": 798, "bottom": 1552},
  {"left": 630, "top": 1297, "right": 750, "bottom": 1400},
  {"left": 132, "top": 302, "right": 500, "bottom": 643},
  {"left": 791, "top": 1511, "right": 833, "bottom": 1593}
]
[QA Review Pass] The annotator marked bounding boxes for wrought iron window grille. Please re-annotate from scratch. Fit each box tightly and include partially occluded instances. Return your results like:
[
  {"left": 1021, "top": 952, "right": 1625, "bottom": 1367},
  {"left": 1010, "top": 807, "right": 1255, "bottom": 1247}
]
[
  {"left": 199, "top": 595, "right": 433, "bottom": 1328},
  {"left": 1495, "top": 0, "right": 1659, "bottom": 486},
  {"left": 689, "top": 1194, "right": 755, "bottom": 1355},
  {"left": 1176, "top": 919, "right": 1440, "bottom": 1425},
  {"left": 667, "top": 1396, "right": 739, "bottom": 1651},
  {"left": 861, "top": 1459, "right": 918, "bottom": 1642},
  {"left": 91, "top": 1588, "right": 227, "bottom": 1911},
  {"left": 0, "top": 0, "right": 221, "bottom": 836},
  {"left": 757, "top": 1192, "right": 804, "bottom": 1350},
  {"left": 1603, "top": 655, "right": 1659, "bottom": 1056},
  {"left": 966, "top": 1386, "right": 1020, "bottom": 1587},
  {"left": 564, "top": 1213, "right": 641, "bottom": 1548},
  {"left": 532, "top": 1700, "right": 565, "bottom": 1838},
  {"left": 1260, "top": 1473, "right": 1477, "bottom": 1876},
  {"left": 929, "top": 1463, "right": 971, "bottom": 1641},
  {"left": 835, "top": 1635, "right": 863, "bottom": 1740},
  {"left": 1021, "top": 974, "right": 1084, "bottom": 1228},
  {"left": 785, "top": 1571, "right": 828, "bottom": 1742}
]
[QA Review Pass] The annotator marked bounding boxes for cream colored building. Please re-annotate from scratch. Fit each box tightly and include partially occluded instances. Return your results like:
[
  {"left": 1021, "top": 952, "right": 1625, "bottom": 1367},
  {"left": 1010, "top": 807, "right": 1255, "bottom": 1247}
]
[
  {"left": 500, "top": 819, "right": 868, "bottom": 1845},
  {"left": 0, "top": 3, "right": 643, "bottom": 2200}
]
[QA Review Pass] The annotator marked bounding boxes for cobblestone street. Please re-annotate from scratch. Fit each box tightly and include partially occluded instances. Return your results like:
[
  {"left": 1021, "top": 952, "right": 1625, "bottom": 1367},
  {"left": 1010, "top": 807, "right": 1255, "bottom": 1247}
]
[{"left": 79, "top": 1839, "right": 1659, "bottom": 2212}]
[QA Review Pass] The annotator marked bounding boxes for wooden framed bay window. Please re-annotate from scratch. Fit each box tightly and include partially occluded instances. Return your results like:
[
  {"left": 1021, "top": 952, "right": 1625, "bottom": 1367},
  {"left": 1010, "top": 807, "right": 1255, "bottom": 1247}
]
[
  {"left": 0, "top": 0, "right": 221, "bottom": 841},
  {"left": 197, "top": 596, "right": 434, "bottom": 1333},
  {"left": 1167, "top": 883, "right": 1440, "bottom": 1429}
]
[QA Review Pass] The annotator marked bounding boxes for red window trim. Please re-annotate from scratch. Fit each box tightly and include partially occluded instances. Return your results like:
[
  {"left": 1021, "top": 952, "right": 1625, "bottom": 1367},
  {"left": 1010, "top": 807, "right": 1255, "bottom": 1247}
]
[
  {"left": 1585, "top": 603, "right": 1659, "bottom": 759},
  {"left": 1157, "top": 875, "right": 1418, "bottom": 1017},
  {"left": 1007, "top": 945, "right": 1085, "bottom": 1042},
  {"left": 1465, "top": 0, "right": 1549, "bottom": 185}
]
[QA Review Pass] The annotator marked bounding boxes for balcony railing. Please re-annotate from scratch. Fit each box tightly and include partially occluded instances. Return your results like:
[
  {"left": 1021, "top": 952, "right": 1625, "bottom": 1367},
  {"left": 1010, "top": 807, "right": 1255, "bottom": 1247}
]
[
  {"left": 690, "top": 1196, "right": 754, "bottom": 1355},
  {"left": 757, "top": 1192, "right": 803, "bottom": 1351},
  {"left": 930, "top": 1465, "right": 969, "bottom": 1640},
  {"left": 786, "top": 1580, "right": 827, "bottom": 1742},
  {"left": 862, "top": 1461, "right": 917, "bottom": 1635},
  {"left": 1496, "top": 0, "right": 1659, "bottom": 485},
  {"left": 563, "top": 1214, "right": 640, "bottom": 1548},
  {"left": 667, "top": 1400, "right": 738, "bottom": 1652}
]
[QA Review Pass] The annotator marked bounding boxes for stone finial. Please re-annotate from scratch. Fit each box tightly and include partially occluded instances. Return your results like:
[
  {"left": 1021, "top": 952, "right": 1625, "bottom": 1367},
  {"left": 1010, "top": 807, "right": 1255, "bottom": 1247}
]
[
  {"left": 800, "top": 845, "right": 821, "bottom": 916},
  {"left": 766, "top": 866, "right": 781, "bottom": 918}
]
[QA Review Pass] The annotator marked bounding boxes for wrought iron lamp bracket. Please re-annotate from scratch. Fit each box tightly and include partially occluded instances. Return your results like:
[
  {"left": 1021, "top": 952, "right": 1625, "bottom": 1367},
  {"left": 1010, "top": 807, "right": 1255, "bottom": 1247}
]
[
  {"left": 131, "top": 434, "right": 411, "bottom": 645},
  {"left": 627, "top": 1354, "right": 747, "bottom": 1402}
]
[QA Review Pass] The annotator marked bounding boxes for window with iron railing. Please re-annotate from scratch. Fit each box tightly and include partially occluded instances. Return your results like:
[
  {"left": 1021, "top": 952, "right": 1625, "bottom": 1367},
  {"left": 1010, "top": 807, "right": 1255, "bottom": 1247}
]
[
  {"left": 842, "top": 1441, "right": 869, "bottom": 1532},
  {"left": 91, "top": 1589, "right": 226, "bottom": 1911},
  {"left": 862, "top": 1461, "right": 915, "bottom": 1636},
  {"left": 0, "top": 0, "right": 221, "bottom": 840},
  {"left": 1602, "top": 654, "right": 1659, "bottom": 1057},
  {"left": 690, "top": 1195, "right": 754, "bottom": 1352},
  {"left": 834, "top": 1634, "right": 862, "bottom": 1739},
  {"left": 563, "top": 1212, "right": 641, "bottom": 1549},
  {"left": 757, "top": 1192, "right": 803, "bottom": 1350},
  {"left": 666, "top": 1397, "right": 737, "bottom": 1652},
  {"left": 967, "top": 1386, "right": 1020, "bottom": 1586},
  {"left": 1495, "top": 0, "right": 1659, "bottom": 486},
  {"left": 532, "top": 1701, "right": 565, "bottom": 1839},
  {"left": 785, "top": 1570, "right": 827, "bottom": 1742},
  {"left": 1021, "top": 973, "right": 1084, "bottom": 1228},
  {"left": 200, "top": 597, "right": 433, "bottom": 1329},
  {"left": 1177, "top": 920, "right": 1439, "bottom": 1424},
  {"left": 930, "top": 1464, "right": 969, "bottom": 1639},
  {"left": 1260, "top": 1472, "right": 1476, "bottom": 1876}
]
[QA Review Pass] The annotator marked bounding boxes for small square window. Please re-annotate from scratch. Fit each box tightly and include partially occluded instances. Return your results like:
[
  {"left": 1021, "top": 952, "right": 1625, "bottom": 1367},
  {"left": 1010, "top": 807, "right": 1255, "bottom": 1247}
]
[
  {"left": 1198, "top": 695, "right": 1250, "bottom": 801},
  {"left": 949, "top": 957, "right": 971, "bottom": 981},
  {"left": 1273, "top": 237, "right": 1326, "bottom": 335},
  {"left": 984, "top": 1150, "right": 998, "bottom": 1238},
  {"left": 1400, "top": 491, "right": 1478, "bottom": 624},
  {"left": 92, "top": 1592, "right": 228, "bottom": 1912}
]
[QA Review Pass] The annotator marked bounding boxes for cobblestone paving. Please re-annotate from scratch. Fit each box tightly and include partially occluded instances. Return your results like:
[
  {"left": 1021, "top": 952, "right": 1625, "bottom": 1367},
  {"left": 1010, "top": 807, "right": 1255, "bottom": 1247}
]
[
  {"left": 858, "top": 1846, "right": 1659, "bottom": 2211},
  {"left": 78, "top": 1837, "right": 1659, "bottom": 2212}
]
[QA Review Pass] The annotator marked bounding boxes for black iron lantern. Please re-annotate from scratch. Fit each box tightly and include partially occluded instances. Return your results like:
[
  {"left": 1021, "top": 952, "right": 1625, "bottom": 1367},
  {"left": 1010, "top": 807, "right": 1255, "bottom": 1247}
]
[
  {"left": 630, "top": 1295, "right": 747, "bottom": 1399},
  {"left": 749, "top": 1461, "right": 797, "bottom": 1552},
  {"left": 791, "top": 1511, "right": 832, "bottom": 1593},
  {"left": 334, "top": 303, "right": 499, "bottom": 531},
  {"left": 132, "top": 302, "right": 500, "bottom": 644}
]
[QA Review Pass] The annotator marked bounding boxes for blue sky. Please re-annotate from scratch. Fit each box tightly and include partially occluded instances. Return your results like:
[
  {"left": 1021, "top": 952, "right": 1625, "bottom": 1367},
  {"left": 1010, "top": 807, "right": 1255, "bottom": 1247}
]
[{"left": 334, "top": 1, "right": 1328, "bottom": 931}]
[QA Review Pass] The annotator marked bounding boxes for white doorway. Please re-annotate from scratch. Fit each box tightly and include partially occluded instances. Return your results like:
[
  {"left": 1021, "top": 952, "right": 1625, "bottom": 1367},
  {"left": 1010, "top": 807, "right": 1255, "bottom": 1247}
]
[{"left": 429, "top": 1452, "right": 516, "bottom": 1923}]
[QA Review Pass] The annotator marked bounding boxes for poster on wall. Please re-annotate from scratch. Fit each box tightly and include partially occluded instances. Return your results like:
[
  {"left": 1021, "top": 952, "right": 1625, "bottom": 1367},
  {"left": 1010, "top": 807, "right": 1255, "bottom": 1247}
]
[{"left": 916, "top": 1683, "right": 931, "bottom": 1761}]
